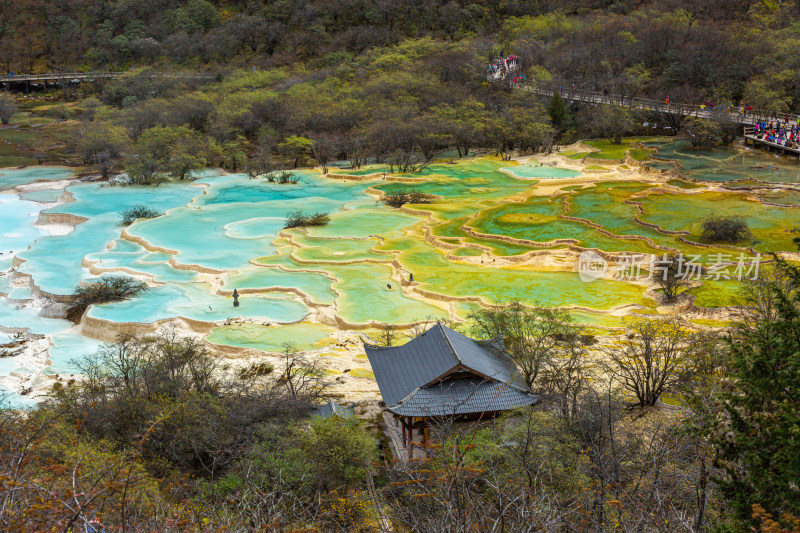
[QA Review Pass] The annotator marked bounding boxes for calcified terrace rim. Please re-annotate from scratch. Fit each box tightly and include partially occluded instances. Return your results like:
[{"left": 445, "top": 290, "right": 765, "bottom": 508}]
[
  {"left": 82, "top": 160, "right": 787, "bottom": 331},
  {"left": 369, "top": 167, "right": 783, "bottom": 260},
  {"left": 5, "top": 148, "right": 794, "bottom": 349}
]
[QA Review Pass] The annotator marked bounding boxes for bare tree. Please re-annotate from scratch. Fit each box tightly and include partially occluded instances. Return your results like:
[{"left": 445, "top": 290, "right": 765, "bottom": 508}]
[
  {"left": 280, "top": 343, "right": 328, "bottom": 401},
  {"left": 604, "top": 318, "right": 689, "bottom": 407},
  {"left": 653, "top": 253, "right": 690, "bottom": 302},
  {"left": 470, "top": 302, "right": 574, "bottom": 389},
  {"left": 708, "top": 107, "right": 740, "bottom": 145},
  {"left": 0, "top": 93, "right": 18, "bottom": 124},
  {"left": 740, "top": 263, "right": 794, "bottom": 324},
  {"left": 382, "top": 410, "right": 568, "bottom": 532},
  {"left": 81, "top": 97, "right": 102, "bottom": 122},
  {"left": 678, "top": 330, "right": 729, "bottom": 532},
  {"left": 540, "top": 334, "right": 589, "bottom": 420},
  {"left": 245, "top": 131, "right": 275, "bottom": 178},
  {"left": 310, "top": 132, "right": 341, "bottom": 174},
  {"left": 565, "top": 377, "right": 716, "bottom": 531},
  {"left": 579, "top": 104, "right": 635, "bottom": 145},
  {"left": 700, "top": 215, "right": 752, "bottom": 244},
  {"left": 376, "top": 323, "right": 397, "bottom": 347},
  {"left": 403, "top": 316, "right": 460, "bottom": 341}
]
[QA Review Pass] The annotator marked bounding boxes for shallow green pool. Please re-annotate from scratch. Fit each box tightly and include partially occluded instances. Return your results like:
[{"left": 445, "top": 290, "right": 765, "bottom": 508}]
[
  {"left": 207, "top": 322, "right": 337, "bottom": 352},
  {"left": 5, "top": 146, "right": 800, "bottom": 399},
  {"left": 501, "top": 164, "right": 580, "bottom": 179},
  {"left": 651, "top": 140, "right": 800, "bottom": 183}
]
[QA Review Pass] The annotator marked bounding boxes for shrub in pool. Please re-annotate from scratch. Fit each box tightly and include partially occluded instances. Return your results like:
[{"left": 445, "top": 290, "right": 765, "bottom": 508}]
[
  {"left": 284, "top": 210, "right": 330, "bottom": 228},
  {"left": 699, "top": 215, "right": 752, "bottom": 243},
  {"left": 381, "top": 189, "right": 431, "bottom": 208},
  {"left": 66, "top": 275, "right": 148, "bottom": 322},
  {"left": 265, "top": 170, "right": 300, "bottom": 184},
  {"left": 120, "top": 205, "right": 161, "bottom": 226}
]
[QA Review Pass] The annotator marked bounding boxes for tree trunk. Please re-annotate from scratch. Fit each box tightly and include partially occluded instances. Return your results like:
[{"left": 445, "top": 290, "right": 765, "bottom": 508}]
[{"left": 695, "top": 455, "right": 709, "bottom": 531}]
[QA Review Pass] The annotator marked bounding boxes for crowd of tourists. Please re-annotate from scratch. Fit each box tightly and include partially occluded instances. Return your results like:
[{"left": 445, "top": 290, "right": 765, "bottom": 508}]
[
  {"left": 488, "top": 53, "right": 521, "bottom": 81},
  {"left": 753, "top": 118, "right": 800, "bottom": 147}
]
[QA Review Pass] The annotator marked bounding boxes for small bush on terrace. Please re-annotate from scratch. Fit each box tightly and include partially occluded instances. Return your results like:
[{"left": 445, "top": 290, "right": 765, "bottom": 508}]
[
  {"left": 66, "top": 275, "right": 147, "bottom": 322},
  {"left": 265, "top": 170, "right": 300, "bottom": 184},
  {"left": 119, "top": 205, "right": 161, "bottom": 225},
  {"left": 284, "top": 210, "right": 330, "bottom": 228},
  {"left": 381, "top": 189, "right": 431, "bottom": 208},
  {"left": 700, "top": 215, "right": 752, "bottom": 243}
]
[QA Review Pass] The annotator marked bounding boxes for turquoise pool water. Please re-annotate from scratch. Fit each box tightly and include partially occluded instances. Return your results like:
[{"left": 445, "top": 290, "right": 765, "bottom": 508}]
[
  {"left": 0, "top": 167, "right": 74, "bottom": 191},
  {"left": 17, "top": 182, "right": 202, "bottom": 294},
  {"left": 127, "top": 173, "right": 373, "bottom": 270},
  {"left": 20, "top": 189, "right": 63, "bottom": 203},
  {"left": 0, "top": 194, "right": 48, "bottom": 256},
  {"left": 46, "top": 332, "right": 106, "bottom": 374},
  {"left": 87, "top": 282, "right": 308, "bottom": 324},
  {"left": 2, "top": 148, "right": 800, "bottom": 403},
  {"left": 224, "top": 266, "right": 337, "bottom": 305},
  {"left": 0, "top": 297, "right": 72, "bottom": 335},
  {"left": 501, "top": 163, "right": 581, "bottom": 179},
  {"left": 85, "top": 240, "right": 198, "bottom": 283},
  {"left": 207, "top": 322, "right": 337, "bottom": 352}
]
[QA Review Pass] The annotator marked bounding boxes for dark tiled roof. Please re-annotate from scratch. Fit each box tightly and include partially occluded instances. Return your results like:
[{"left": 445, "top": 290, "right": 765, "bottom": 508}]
[
  {"left": 390, "top": 378, "right": 538, "bottom": 417},
  {"left": 364, "top": 323, "right": 461, "bottom": 406},
  {"left": 364, "top": 323, "right": 534, "bottom": 415},
  {"left": 441, "top": 326, "right": 527, "bottom": 389},
  {"left": 312, "top": 400, "right": 355, "bottom": 420}
]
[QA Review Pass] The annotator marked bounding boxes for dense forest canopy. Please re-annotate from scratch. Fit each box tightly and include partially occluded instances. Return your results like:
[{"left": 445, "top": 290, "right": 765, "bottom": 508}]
[
  {"left": 1, "top": 0, "right": 800, "bottom": 106},
  {"left": 0, "top": 0, "right": 798, "bottom": 175},
  {"left": 1, "top": 0, "right": 792, "bottom": 176}
]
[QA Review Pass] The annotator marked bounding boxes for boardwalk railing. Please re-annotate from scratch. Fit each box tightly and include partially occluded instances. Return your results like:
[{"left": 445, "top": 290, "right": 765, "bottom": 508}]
[
  {"left": 502, "top": 79, "right": 765, "bottom": 125},
  {"left": 0, "top": 71, "right": 217, "bottom": 84}
]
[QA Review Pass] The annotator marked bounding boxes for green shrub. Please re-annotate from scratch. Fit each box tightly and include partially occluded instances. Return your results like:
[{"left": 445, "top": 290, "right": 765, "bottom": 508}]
[
  {"left": 238, "top": 362, "right": 275, "bottom": 379},
  {"left": 284, "top": 210, "right": 330, "bottom": 228},
  {"left": 119, "top": 205, "right": 161, "bottom": 225},
  {"left": 700, "top": 215, "right": 752, "bottom": 243},
  {"left": 51, "top": 104, "right": 73, "bottom": 120},
  {"left": 381, "top": 189, "right": 430, "bottom": 208},
  {"left": 65, "top": 275, "right": 147, "bottom": 322},
  {"left": 265, "top": 170, "right": 300, "bottom": 184}
]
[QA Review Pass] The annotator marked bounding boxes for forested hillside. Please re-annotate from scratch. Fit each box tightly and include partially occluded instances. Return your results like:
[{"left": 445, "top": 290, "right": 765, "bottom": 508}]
[
  {"left": 2, "top": 1, "right": 798, "bottom": 174},
  {"left": 1, "top": 0, "right": 798, "bottom": 104}
]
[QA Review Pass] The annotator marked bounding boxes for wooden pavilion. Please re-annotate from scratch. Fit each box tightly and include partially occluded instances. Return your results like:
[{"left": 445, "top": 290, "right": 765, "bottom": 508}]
[{"left": 364, "top": 322, "right": 538, "bottom": 459}]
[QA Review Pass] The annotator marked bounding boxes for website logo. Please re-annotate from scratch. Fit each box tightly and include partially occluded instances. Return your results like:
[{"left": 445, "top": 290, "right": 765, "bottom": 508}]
[{"left": 578, "top": 251, "right": 608, "bottom": 282}]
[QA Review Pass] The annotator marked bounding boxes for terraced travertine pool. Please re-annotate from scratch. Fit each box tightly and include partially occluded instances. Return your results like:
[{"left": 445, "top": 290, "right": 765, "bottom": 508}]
[
  {"left": 3, "top": 141, "right": 800, "bottom": 405},
  {"left": 647, "top": 139, "right": 800, "bottom": 183}
]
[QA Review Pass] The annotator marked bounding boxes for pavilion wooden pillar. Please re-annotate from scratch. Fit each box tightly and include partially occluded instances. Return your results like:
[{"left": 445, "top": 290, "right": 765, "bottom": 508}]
[
  {"left": 407, "top": 417, "right": 413, "bottom": 458},
  {"left": 399, "top": 416, "right": 414, "bottom": 458}
]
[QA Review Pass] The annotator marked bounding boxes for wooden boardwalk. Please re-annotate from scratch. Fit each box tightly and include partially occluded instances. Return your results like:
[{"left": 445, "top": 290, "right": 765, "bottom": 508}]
[
  {"left": 501, "top": 79, "right": 800, "bottom": 159},
  {"left": 743, "top": 127, "right": 800, "bottom": 157},
  {"left": 508, "top": 81, "right": 763, "bottom": 125},
  {"left": 0, "top": 71, "right": 216, "bottom": 84}
]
